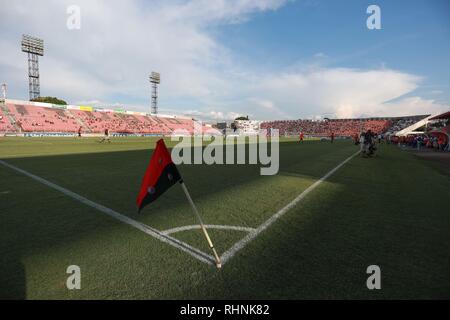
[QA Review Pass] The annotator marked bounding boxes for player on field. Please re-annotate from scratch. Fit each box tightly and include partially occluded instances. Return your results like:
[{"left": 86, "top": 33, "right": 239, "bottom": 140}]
[
  {"left": 99, "top": 128, "right": 111, "bottom": 143},
  {"left": 362, "top": 130, "right": 376, "bottom": 157},
  {"left": 330, "top": 131, "right": 335, "bottom": 143},
  {"left": 299, "top": 131, "right": 304, "bottom": 143},
  {"left": 77, "top": 126, "right": 82, "bottom": 138},
  {"left": 353, "top": 133, "right": 359, "bottom": 145}
]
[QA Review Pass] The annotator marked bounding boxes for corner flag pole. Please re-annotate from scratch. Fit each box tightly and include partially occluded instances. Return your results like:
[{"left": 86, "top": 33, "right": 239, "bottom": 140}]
[{"left": 179, "top": 181, "right": 222, "bottom": 269}]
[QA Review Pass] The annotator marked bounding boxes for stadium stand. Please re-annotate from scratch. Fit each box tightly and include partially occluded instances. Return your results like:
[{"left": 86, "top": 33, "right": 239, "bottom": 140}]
[
  {"left": 387, "top": 115, "right": 431, "bottom": 136},
  {"left": 387, "top": 118, "right": 420, "bottom": 134},
  {"left": 234, "top": 120, "right": 260, "bottom": 135},
  {"left": 1, "top": 100, "right": 438, "bottom": 139},
  {"left": 0, "top": 100, "right": 217, "bottom": 135},
  {"left": 6, "top": 103, "right": 80, "bottom": 132},
  {"left": 260, "top": 118, "right": 392, "bottom": 137},
  {"left": 0, "top": 107, "right": 17, "bottom": 132}
]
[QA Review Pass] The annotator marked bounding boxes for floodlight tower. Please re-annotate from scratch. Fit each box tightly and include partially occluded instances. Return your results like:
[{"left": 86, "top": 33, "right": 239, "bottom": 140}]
[
  {"left": 21, "top": 35, "right": 44, "bottom": 100},
  {"left": 149, "top": 72, "right": 160, "bottom": 115}
]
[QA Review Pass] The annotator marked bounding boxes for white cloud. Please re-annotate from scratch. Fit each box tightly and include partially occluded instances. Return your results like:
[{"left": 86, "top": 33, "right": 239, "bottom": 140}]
[
  {"left": 238, "top": 68, "right": 447, "bottom": 119},
  {"left": 246, "top": 97, "right": 290, "bottom": 118},
  {"left": 379, "top": 96, "right": 446, "bottom": 117},
  {"left": 183, "top": 109, "right": 242, "bottom": 121},
  {"left": 161, "top": 0, "right": 287, "bottom": 25},
  {"left": 0, "top": 0, "right": 448, "bottom": 121},
  {"left": 0, "top": 0, "right": 285, "bottom": 105}
]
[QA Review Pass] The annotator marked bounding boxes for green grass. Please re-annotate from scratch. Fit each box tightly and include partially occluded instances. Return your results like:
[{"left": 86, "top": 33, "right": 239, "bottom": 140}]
[{"left": 0, "top": 136, "right": 449, "bottom": 299}]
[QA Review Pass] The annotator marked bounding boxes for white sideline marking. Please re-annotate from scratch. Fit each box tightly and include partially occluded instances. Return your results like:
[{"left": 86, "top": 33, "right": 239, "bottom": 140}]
[
  {"left": 220, "top": 150, "right": 361, "bottom": 265},
  {"left": 162, "top": 224, "right": 255, "bottom": 235},
  {"left": 0, "top": 160, "right": 214, "bottom": 266}
]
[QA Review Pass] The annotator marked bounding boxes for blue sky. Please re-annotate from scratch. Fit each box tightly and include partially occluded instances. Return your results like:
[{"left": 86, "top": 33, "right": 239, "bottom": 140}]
[
  {"left": 1, "top": 0, "right": 449, "bottom": 120},
  {"left": 215, "top": 0, "right": 450, "bottom": 100}
]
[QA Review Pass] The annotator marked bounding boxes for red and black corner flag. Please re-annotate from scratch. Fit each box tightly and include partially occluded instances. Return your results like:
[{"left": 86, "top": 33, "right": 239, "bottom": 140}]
[
  {"left": 136, "top": 138, "right": 222, "bottom": 268},
  {"left": 136, "top": 139, "right": 181, "bottom": 212}
]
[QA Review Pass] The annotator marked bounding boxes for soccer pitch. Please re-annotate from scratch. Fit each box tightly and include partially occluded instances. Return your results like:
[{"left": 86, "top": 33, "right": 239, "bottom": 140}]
[{"left": 1, "top": 137, "right": 449, "bottom": 299}]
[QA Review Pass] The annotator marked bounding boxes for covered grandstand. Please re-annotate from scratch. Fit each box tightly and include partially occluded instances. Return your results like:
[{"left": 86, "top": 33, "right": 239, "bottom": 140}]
[
  {"left": 0, "top": 99, "right": 219, "bottom": 136},
  {"left": 259, "top": 116, "right": 425, "bottom": 138},
  {"left": 2, "top": 99, "right": 448, "bottom": 141},
  {"left": 425, "top": 111, "right": 450, "bottom": 148}
]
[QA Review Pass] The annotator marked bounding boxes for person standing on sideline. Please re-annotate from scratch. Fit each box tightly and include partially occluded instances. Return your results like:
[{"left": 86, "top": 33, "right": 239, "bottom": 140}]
[
  {"left": 330, "top": 131, "right": 335, "bottom": 143},
  {"left": 77, "top": 126, "right": 82, "bottom": 138}
]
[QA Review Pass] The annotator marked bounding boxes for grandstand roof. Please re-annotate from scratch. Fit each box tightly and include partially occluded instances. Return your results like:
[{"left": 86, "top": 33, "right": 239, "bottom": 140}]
[{"left": 429, "top": 111, "right": 450, "bottom": 120}]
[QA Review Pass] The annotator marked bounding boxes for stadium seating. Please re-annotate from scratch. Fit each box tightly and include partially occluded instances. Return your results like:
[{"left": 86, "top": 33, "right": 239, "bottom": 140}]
[
  {"left": 2, "top": 101, "right": 435, "bottom": 139},
  {"left": 387, "top": 118, "right": 418, "bottom": 134},
  {"left": 67, "top": 109, "right": 208, "bottom": 134},
  {"left": 0, "top": 107, "right": 17, "bottom": 132},
  {"left": 1, "top": 102, "right": 218, "bottom": 135},
  {"left": 6, "top": 103, "right": 80, "bottom": 132},
  {"left": 385, "top": 115, "right": 430, "bottom": 135},
  {"left": 260, "top": 119, "right": 391, "bottom": 137}
]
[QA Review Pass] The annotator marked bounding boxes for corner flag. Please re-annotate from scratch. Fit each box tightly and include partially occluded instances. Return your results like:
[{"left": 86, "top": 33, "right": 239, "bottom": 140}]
[
  {"left": 136, "top": 138, "right": 222, "bottom": 268},
  {"left": 136, "top": 139, "right": 181, "bottom": 212}
]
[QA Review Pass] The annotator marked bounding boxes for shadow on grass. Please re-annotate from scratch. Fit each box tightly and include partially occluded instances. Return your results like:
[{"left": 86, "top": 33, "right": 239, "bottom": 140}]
[
  {"left": 0, "top": 258, "right": 26, "bottom": 299},
  {"left": 3, "top": 140, "right": 358, "bottom": 217},
  {"left": 185, "top": 145, "right": 450, "bottom": 299},
  {"left": 0, "top": 140, "right": 359, "bottom": 299}
]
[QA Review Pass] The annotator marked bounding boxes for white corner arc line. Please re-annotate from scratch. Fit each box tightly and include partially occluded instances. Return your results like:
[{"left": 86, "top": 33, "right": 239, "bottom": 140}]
[
  {"left": 162, "top": 224, "right": 255, "bottom": 235},
  {"left": 220, "top": 150, "right": 361, "bottom": 265},
  {"left": 0, "top": 160, "right": 214, "bottom": 266}
]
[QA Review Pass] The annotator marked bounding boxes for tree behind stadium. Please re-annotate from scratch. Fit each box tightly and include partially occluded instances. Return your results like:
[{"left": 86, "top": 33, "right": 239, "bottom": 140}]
[{"left": 31, "top": 96, "right": 67, "bottom": 105}]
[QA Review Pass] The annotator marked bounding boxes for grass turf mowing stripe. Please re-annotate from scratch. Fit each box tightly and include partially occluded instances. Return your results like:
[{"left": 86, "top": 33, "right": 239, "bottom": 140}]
[
  {"left": 0, "top": 159, "right": 215, "bottom": 266},
  {"left": 220, "top": 150, "right": 361, "bottom": 265}
]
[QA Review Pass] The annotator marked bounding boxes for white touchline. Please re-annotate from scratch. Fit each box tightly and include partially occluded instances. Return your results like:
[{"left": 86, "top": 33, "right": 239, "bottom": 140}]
[
  {"left": 1, "top": 149, "right": 359, "bottom": 268},
  {"left": 162, "top": 224, "right": 255, "bottom": 235},
  {"left": 219, "top": 150, "right": 361, "bottom": 265},
  {"left": 0, "top": 160, "right": 214, "bottom": 266}
]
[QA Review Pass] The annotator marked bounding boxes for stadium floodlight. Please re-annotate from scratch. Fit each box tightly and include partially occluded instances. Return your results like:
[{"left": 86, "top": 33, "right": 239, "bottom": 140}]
[
  {"left": 149, "top": 72, "right": 160, "bottom": 84},
  {"left": 149, "top": 72, "right": 160, "bottom": 115},
  {"left": 21, "top": 34, "right": 44, "bottom": 100},
  {"left": 21, "top": 35, "right": 44, "bottom": 56}
]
